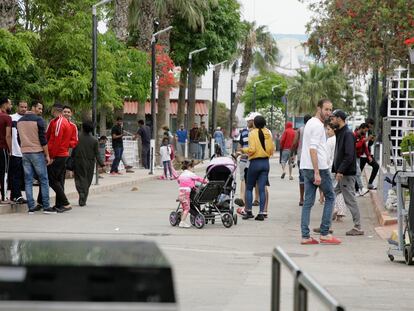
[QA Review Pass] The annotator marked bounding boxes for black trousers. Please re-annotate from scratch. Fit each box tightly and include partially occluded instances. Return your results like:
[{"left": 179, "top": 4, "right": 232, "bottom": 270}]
[
  {"left": 360, "top": 157, "right": 380, "bottom": 185},
  {"left": 74, "top": 159, "right": 95, "bottom": 205},
  {"left": 9, "top": 156, "right": 24, "bottom": 200},
  {"left": 38, "top": 157, "right": 69, "bottom": 207},
  {"left": 0, "top": 148, "right": 9, "bottom": 201},
  {"left": 142, "top": 144, "right": 150, "bottom": 169}
]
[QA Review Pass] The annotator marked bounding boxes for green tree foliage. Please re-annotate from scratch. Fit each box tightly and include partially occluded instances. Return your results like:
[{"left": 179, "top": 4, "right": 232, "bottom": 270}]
[
  {"left": 304, "top": 0, "right": 414, "bottom": 74},
  {"left": 287, "top": 64, "right": 363, "bottom": 114},
  {"left": 170, "top": 0, "right": 242, "bottom": 75},
  {"left": 0, "top": 0, "right": 150, "bottom": 121},
  {"left": 241, "top": 72, "right": 287, "bottom": 115},
  {"left": 209, "top": 101, "right": 230, "bottom": 131}
]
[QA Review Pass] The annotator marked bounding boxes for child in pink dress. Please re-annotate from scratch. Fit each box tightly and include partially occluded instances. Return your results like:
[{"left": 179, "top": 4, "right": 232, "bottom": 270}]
[{"left": 177, "top": 160, "right": 206, "bottom": 228}]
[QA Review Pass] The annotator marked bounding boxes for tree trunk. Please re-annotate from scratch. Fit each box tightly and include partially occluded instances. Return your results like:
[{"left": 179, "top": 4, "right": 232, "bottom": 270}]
[
  {"left": 187, "top": 72, "right": 197, "bottom": 130},
  {"left": 137, "top": 102, "right": 145, "bottom": 123},
  {"left": 177, "top": 68, "right": 187, "bottom": 128},
  {"left": 0, "top": 0, "right": 18, "bottom": 30},
  {"left": 232, "top": 42, "right": 253, "bottom": 120},
  {"left": 113, "top": 0, "right": 132, "bottom": 42},
  {"left": 99, "top": 108, "right": 107, "bottom": 136},
  {"left": 132, "top": 0, "right": 155, "bottom": 52}
]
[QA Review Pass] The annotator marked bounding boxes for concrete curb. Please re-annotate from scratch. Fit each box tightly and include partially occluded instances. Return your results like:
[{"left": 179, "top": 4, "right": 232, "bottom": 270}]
[
  {"left": 365, "top": 169, "right": 397, "bottom": 226},
  {"left": 0, "top": 163, "right": 209, "bottom": 215}
]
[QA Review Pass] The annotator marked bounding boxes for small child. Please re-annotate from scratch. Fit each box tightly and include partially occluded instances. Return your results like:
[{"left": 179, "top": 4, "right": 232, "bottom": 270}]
[
  {"left": 177, "top": 160, "right": 206, "bottom": 228},
  {"left": 160, "top": 137, "right": 173, "bottom": 179}
]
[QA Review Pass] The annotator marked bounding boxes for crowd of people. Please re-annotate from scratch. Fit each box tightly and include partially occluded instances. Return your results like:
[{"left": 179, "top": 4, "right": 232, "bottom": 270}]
[{"left": 0, "top": 97, "right": 107, "bottom": 214}]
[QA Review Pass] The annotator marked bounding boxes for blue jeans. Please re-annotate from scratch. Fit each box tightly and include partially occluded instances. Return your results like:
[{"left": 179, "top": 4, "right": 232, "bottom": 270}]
[
  {"left": 301, "top": 169, "right": 335, "bottom": 238},
  {"left": 246, "top": 158, "right": 269, "bottom": 214},
  {"left": 111, "top": 147, "right": 123, "bottom": 173},
  {"left": 22, "top": 152, "right": 49, "bottom": 210},
  {"left": 199, "top": 143, "right": 207, "bottom": 160},
  {"left": 163, "top": 160, "right": 172, "bottom": 178}
]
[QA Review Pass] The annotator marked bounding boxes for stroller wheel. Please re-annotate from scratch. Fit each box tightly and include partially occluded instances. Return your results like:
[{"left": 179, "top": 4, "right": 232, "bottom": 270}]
[
  {"left": 405, "top": 245, "right": 414, "bottom": 265},
  {"left": 190, "top": 214, "right": 195, "bottom": 226},
  {"left": 233, "top": 214, "right": 238, "bottom": 225},
  {"left": 194, "top": 214, "right": 205, "bottom": 229},
  {"left": 388, "top": 254, "right": 394, "bottom": 262},
  {"left": 169, "top": 211, "right": 180, "bottom": 226},
  {"left": 222, "top": 213, "right": 233, "bottom": 228}
]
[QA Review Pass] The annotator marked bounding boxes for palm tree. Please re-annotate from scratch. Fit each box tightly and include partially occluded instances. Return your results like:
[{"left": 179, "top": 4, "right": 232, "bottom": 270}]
[
  {"left": 287, "top": 64, "right": 352, "bottom": 114},
  {"left": 231, "top": 21, "right": 278, "bottom": 122}
]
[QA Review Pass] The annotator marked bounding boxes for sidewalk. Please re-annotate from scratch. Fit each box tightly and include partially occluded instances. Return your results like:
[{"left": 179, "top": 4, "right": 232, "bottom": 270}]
[{"left": 0, "top": 161, "right": 211, "bottom": 215}]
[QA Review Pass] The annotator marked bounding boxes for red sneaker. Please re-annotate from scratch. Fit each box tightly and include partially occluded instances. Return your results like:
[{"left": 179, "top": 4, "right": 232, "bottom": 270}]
[{"left": 320, "top": 236, "right": 341, "bottom": 245}]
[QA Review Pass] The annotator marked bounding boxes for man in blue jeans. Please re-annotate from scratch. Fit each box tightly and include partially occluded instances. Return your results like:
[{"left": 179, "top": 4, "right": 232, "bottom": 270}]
[
  {"left": 110, "top": 117, "right": 124, "bottom": 175},
  {"left": 17, "top": 101, "right": 54, "bottom": 214},
  {"left": 300, "top": 99, "right": 341, "bottom": 245}
]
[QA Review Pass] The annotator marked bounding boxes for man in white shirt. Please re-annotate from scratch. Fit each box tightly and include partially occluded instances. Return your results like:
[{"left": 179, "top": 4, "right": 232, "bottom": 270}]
[
  {"left": 300, "top": 99, "right": 340, "bottom": 245},
  {"left": 10, "top": 101, "right": 28, "bottom": 203}
]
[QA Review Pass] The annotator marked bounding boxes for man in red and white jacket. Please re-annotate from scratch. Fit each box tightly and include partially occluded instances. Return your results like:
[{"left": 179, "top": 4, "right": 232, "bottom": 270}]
[
  {"left": 353, "top": 122, "right": 379, "bottom": 191},
  {"left": 46, "top": 103, "right": 78, "bottom": 213}
]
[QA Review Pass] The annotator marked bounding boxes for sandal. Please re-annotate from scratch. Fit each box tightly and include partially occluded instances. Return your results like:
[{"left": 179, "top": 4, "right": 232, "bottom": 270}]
[
  {"left": 301, "top": 237, "right": 319, "bottom": 245},
  {"left": 236, "top": 207, "right": 246, "bottom": 215},
  {"left": 320, "top": 235, "right": 341, "bottom": 245}
]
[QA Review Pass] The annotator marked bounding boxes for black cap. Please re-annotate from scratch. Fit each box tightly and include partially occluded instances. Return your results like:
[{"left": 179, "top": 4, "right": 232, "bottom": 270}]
[{"left": 332, "top": 109, "right": 347, "bottom": 121}]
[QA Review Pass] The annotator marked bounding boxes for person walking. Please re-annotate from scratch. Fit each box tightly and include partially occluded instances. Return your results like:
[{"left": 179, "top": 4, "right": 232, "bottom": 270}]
[
  {"left": 189, "top": 123, "right": 200, "bottom": 159},
  {"left": 292, "top": 114, "right": 312, "bottom": 206},
  {"left": 240, "top": 115, "right": 274, "bottom": 221},
  {"left": 359, "top": 118, "right": 380, "bottom": 190},
  {"left": 198, "top": 121, "right": 209, "bottom": 160},
  {"left": 46, "top": 103, "right": 76, "bottom": 212},
  {"left": 136, "top": 119, "right": 151, "bottom": 169},
  {"left": 110, "top": 117, "right": 124, "bottom": 174},
  {"left": 331, "top": 110, "right": 364, "bottom": 236},
  {"left": 160, "top": 137, "right": 173, "bottom": 180},
  {"left": 213, "top": 127, "right": 225, "bottom": 156},
  {"left": 280, "top": 121, "right": 296, "bottom": 180},
  {"left": 9, "top": 100, "right": 27, "bottom": 204},
  {"left": 17, "top": 101, "right": 54, "bottom": 214},
  {"left": 0, "top": 98, "right": 12, "bottom": 203},
  {"left": 300, "top": 99, "right": 340, "bottom": 245},
  {"left": 175, "top": 124, "right": 187, "bottom": 157},
  {"left": 353, "top": 123, "right": 370, "bottom": 196},
  {"left": 73, "top": 121, "right": 105, "bottom": 206}
]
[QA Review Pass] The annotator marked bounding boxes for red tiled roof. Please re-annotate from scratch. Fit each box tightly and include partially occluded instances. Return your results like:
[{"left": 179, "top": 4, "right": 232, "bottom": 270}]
[{"left": 123, "top": 100, "right": 208, "bottom": 115}]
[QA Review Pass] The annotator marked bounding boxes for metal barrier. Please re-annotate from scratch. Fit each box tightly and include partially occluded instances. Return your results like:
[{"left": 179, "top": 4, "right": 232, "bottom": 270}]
[{"left": 271, "top": 247, "right": 345, "bottom": 311}]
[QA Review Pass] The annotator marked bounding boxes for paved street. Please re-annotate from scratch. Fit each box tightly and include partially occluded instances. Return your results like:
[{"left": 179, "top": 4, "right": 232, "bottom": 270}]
[{"left": 0, "top": 158, "right": 413, "bottom": 311}]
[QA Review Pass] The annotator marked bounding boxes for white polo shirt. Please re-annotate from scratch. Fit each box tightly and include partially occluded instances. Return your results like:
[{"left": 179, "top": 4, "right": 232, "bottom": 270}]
[
  {"left": 11, "top": 113, "right": 23, "bottom": 157},
  {"left": 300, "top": 117, "right": 329, "bottom": 170}
]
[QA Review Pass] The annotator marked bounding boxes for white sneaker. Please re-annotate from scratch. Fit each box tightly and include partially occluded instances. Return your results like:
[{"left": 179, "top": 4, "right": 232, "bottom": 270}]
[{"left": 178, "top": 221, "right": 191, "bottom": 228}]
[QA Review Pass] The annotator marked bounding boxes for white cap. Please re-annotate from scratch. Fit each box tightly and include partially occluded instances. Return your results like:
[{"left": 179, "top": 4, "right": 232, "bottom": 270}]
[{"left": 245, "top": 112, "right": 261, "bottom": 122}]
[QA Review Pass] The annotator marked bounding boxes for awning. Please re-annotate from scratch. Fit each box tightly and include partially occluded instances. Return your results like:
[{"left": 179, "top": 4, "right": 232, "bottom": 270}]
[{"left": 123, "top": 100, "right": 208, "bottom": 116}]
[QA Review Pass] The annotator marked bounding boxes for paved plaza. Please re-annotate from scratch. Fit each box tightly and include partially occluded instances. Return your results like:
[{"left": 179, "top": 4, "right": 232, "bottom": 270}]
[{"left": 0, "top": 158, "right": 413, "bottom": 311}]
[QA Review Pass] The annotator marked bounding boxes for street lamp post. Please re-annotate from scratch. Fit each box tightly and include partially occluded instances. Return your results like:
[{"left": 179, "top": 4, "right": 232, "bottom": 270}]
[
  {"left": 186, "top": 48, "right": 206, "bottom": 159},
  {"left": 211, "top": 60, "right": 227, "bottom": 135},
  {"left": 271, "top": 84, "right": 282, "bottom": 132},
  {"left": 149, "top": 24, "right": 173, "bottom": 175},
  {"left": 253, "top": 79, "right": 266, "bottom": 112},
  {"left": 92, "top": 0, "right": 112, "bottom": 185}
]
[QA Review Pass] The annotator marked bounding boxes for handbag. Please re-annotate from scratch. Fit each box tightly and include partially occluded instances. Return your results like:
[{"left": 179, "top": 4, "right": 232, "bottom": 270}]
[{"left": 66, "top": 148, "right": 76, "bottom": 171}]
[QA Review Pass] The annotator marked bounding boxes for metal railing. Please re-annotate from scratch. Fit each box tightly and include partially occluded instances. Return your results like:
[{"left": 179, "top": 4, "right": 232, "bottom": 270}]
[{"left": 271, "top": 247, "right": 345, "bottom": 311}]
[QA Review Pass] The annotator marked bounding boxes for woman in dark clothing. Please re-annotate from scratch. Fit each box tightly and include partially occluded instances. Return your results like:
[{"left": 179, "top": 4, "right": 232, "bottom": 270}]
[{"left": 73, "top": 121, "right": 104, "bottom": 206}]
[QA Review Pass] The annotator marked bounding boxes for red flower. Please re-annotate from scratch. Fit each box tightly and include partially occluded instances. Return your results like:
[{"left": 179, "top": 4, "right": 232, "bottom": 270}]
[{"left": 404, "top": 37, "right": 414, "bottom": 46}]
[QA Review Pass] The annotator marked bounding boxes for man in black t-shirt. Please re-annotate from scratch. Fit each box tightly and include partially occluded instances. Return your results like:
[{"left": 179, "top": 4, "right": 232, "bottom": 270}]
[
  {"left": 110, "top": 117, "right": 124, "bottom": 175},
  {"left": 136, "top": 120, "right": 151, "bottom": 169}
]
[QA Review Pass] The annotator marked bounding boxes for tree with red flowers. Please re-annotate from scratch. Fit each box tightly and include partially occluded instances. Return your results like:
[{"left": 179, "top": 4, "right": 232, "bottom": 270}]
[
  {"left": 303, "top": 0, "right": 414, "bottom": 125},
  {"left": 155, "top": 44, "right": 177, "bottom": 92}
]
